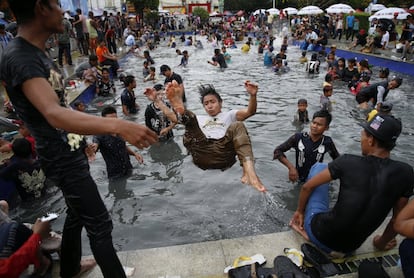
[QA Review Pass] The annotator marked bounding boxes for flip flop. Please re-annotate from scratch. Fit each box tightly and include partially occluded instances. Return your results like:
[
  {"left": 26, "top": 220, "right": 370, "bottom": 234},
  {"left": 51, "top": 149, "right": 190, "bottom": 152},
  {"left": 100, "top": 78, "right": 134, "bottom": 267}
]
[
  {"left": 301, "top": 243, "right": 339, "bottom": 277},
  {"left": 273, "top": 256, "right": 310, "bottom": 278},
  {"left": 224, "top": 254, "right": 266, "bottom": 273}
]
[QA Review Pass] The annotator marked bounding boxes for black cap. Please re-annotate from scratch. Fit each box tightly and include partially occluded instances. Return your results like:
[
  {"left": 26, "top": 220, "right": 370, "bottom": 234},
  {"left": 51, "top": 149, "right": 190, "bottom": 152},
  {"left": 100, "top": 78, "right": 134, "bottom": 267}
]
[
  {"left": 359, "top": 114, "right": 402, "bottom": 143},
  {"left": 153, "top": 84, "right": 163, "bottom": 91},
  {"left": 160, "top": 64, "right": 170, "bottom": 74}
]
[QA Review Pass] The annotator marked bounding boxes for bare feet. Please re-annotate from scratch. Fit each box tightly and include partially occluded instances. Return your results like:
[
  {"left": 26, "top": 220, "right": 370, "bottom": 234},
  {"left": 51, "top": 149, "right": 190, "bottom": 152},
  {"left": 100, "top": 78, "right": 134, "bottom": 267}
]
[
  {"left": 242, "top": 160, "right": 266, "bottom": 192},
  {"left": 73, "top": 258, "right": 97, "bottom": 277},
  {"left": 290, "top": 222, "right": 310, "bottom": 241},
  {"left": 166, "top": 80, "right": 185, "bottom": 115}
]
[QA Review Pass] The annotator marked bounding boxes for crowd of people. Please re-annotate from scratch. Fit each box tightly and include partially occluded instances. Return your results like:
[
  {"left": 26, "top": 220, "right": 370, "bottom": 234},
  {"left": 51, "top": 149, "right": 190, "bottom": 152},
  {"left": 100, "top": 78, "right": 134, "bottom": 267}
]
[{"left": 0, "top": 1, "right": 413, "bottom": 277}]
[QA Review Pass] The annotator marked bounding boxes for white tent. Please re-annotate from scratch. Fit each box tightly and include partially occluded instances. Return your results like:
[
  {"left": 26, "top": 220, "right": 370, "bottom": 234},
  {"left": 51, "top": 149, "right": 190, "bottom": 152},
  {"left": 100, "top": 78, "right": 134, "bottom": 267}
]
[
  {"left": 266, "top": 8, "right": 280, "bottom": 15},
  {"left": 366, "top": 3, "right": 387, "bottom": 13},
  {"left": 298, "top": 5, "right": 323, "bottom": 15},
  {"left": 369, "top": 7, "right": 411, "bottom": 21},
  {"left": 326, "top": 4, "right": 354, "bottom": 14},
  {"left": 253, "top": 9, "right": 266, "bottom": 15},
  {"left": 283, "top": 7, "right": 298, "bottom": 15}
]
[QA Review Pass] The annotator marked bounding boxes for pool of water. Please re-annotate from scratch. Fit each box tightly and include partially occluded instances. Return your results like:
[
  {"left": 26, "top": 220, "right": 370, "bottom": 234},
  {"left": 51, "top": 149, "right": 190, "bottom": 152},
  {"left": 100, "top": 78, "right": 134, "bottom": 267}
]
[{"left": 10, "top": 35, "right": 414, "bottom": 255}]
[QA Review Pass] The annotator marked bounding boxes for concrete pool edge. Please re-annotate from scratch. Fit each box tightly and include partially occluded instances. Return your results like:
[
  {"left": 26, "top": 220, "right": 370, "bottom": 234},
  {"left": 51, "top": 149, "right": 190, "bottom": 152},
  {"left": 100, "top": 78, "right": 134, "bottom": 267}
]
[{"left": 67, "top": 216, "right": 404, "bottom": 278}]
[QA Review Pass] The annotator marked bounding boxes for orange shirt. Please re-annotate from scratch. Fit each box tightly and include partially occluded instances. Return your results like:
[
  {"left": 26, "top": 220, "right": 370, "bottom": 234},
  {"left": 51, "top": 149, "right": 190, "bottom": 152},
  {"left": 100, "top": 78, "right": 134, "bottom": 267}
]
[{"left": 96, "top": 45, "right": 108, "bottom": 63}]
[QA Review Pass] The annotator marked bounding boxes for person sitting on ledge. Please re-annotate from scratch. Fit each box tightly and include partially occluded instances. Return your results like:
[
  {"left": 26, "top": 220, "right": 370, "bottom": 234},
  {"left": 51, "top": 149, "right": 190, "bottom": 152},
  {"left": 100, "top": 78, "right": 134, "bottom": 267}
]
[
  {"left": 165, "top": 80, "right": 266, "bottom": 192},
  {"left": 290, "top": 114, "right": 414, "bottom": 256}
]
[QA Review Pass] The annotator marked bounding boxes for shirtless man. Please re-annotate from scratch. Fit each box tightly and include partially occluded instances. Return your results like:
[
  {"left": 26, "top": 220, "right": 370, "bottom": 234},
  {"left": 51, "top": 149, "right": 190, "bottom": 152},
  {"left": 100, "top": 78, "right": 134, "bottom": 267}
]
[{"left": 165, "top": 80, "right": 266, "bottom": 192}]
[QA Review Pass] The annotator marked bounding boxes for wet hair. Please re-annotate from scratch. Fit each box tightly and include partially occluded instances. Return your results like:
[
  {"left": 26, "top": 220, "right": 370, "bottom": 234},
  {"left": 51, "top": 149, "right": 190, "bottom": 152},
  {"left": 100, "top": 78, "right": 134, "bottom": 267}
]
[
  {"left": 11, "top": 138, "right": 32, "bottom": 158},
  {"left": 149, "top": 66, "right": 155, "bottom": 72},
  {"left": 379, "top": 67, "right": 390, "bottom": 77},
  {"left": 347, "top": 58, "right": 356, "bottom": 64},
  {"left": 325, "top": 73, "right": 333, "bottom": 82},
  {"left": 9, "top": 0, "right": 52, "bottom": 24},
  {"left": 214, "top": 48, "right": 220, "bottom": 55},
  {"left": 359, "top": 59, "right": 369, "bottom": 69},
  {"left": 123, "top": 75, "right": 135, "bottom": 86},
  {"left": 143, "top": 50, "right": 150, "bottom": 56},
  {"left": 101, "top": 106, "right": 117, "bottom": 117},
  {"left": 199, "top": 84, "right": 222, "bottom": 104},
  {"left": 298, "top": 98, "right": 307, "bottom": 104},
  {"left": 73, "top": 101, "right": 84, "bottom": 108},
  {"left": 311, "top": 53, "right": 318, "bottom": 61},
  {"left": 89, "top": 55, "right": 98, "bottom": 62},
  {"left": 76, "top": 8, "right": 82, "bottom": 14},
  {"left": 312, "top": 110, "right": 332, "bottom": 126},
  {"left": 101, "top": 67, "right": 110, "bottom": 73}
]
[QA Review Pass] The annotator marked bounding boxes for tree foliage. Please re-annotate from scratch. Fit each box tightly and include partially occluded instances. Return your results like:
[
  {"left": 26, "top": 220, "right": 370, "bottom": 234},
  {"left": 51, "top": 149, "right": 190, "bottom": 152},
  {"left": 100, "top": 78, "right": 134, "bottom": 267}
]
[
  {"left": 192, "top": 7, "right": 209, "bottom": 23},
  {"left": 128, "top": 0, "right": 159, "bottom": 14}
]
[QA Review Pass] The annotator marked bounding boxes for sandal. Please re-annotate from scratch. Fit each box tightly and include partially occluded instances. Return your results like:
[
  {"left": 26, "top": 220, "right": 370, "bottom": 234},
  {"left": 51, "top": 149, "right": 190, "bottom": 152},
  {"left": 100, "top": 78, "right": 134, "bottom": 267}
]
[
  {"left": 301, "top": 243, "right": 339, "bottom": 277},
  {"left": 273, "top": 256, "right": 310, "bottom": 278}
]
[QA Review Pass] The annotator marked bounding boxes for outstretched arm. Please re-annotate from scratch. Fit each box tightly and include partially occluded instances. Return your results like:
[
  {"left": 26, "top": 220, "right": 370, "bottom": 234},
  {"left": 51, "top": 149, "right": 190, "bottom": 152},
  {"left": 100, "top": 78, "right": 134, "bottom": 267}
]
[
  {"left": 236, "top": 81, "right": 258, "bottom": 121},
  {"left": 22, "top": 78, "right": 158, "bottom": 149}
]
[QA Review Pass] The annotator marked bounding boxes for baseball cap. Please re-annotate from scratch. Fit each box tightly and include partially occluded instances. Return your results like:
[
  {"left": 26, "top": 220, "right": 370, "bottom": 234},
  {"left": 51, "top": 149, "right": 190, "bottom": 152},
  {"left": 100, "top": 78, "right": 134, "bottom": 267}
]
[
  {"left": 160, "top": 64, "right": 170, "bottom": 74},
  {"left": 153, "top": 84, "right": 163, "bottom": 91},
  {"left": 359, "top": 114, "right": 402, "bottom": 143},
  {"left": 379, "top": 102, "right": 393, "bottom": 113}
]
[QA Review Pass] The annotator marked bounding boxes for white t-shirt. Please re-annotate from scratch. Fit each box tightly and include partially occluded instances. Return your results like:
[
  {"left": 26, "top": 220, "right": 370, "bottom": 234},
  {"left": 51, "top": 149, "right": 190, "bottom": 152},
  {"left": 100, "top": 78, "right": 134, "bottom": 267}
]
[
  {"left": 381, "top": 31, "right": 389, "bottom": 48},
  {"left": 125, "top": 34, "right": 135, "bottom": 46},
  {"left": 196, "top": 110, "right": 238, "bottom": 139}
]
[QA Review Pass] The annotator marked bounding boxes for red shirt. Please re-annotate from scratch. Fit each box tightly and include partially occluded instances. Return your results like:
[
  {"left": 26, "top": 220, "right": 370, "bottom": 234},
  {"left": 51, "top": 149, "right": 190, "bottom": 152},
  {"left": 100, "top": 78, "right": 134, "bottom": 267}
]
[{"left": 0, "top": 233, "right": 41, "bottom": 278}]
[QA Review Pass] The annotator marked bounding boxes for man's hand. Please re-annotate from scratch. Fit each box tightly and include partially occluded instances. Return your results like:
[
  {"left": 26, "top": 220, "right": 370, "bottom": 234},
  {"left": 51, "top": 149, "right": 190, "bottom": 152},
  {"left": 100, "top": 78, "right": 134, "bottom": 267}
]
[
  {"left": 288, "top": 167, "right": 299, "bottom": 182},
  {"left": 118, "top": 121, "right": 158, "bottom": 149},
  {"left": 32, "top": 219, "right": 51, "bottom": 240},
  {"left": 244, "top": 80, "right": 258, "bottom": 96}
]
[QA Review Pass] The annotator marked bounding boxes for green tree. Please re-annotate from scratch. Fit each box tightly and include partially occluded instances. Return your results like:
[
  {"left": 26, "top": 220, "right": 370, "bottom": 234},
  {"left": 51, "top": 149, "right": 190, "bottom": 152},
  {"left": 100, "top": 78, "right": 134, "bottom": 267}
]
[
  {"left": 192, "top": 7, "right": 209, "bottom": 23},
  {"left": 128, "top": 0, "right": 159, "bottom": 25}
]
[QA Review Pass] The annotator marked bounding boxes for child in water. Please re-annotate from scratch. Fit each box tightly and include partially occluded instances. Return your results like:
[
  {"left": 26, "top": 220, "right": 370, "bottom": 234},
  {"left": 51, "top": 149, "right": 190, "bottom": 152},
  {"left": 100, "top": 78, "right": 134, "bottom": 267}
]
[
  {"left": 320, "top": 84, "right": 333, "bottom": 112},
  {"left": 293, "top": 98, "right": 310, "bottom": 125},
  {"left": 306, "top": 53, "right": 320, "bottom": 74}
]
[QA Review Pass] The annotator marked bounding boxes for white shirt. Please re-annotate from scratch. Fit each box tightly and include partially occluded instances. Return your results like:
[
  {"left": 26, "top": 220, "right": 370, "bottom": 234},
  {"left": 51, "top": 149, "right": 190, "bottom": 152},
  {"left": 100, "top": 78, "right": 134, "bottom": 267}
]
[
  {"left": 125, "top": 34, "right": 135, "bottom": 46},
  {"left": 381, "top": 31, "right": 389, "bottom": 49},
  {"left": 197, "top": 110, "right": 237, "bottom": 139}
]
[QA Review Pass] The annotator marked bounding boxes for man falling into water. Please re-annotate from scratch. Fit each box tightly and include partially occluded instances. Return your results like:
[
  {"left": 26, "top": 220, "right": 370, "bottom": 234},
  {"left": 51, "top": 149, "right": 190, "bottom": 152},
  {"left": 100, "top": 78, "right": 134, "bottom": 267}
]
[{"left": 165, "top": 80, "right": 266, "bottom": 192}]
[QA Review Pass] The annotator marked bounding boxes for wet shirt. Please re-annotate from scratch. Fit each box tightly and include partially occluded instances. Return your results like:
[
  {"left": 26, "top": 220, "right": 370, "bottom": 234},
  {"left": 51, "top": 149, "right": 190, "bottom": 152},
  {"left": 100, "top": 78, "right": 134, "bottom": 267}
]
[
  {"left": 0, "top": 156, "right": 46, "bottom": 201},
  {"left": 96, "top": 79, "right": 115, "bottom": 97},
  {"left": 212, "top": 53, "right": 227, "bottom": 68},
  {"left": 145, "top": 102, "right": 174, "bottom": 142},
  {"left": 311, "top": 154, "right": 414, "bottom": 253},
  {"left": 356, "top": 81, "right": 389, "bottom": 105},
  {"left": 273, "top": 132, "right": 340, "bottom": 182},
  {"left": 93, "top": 135, "right": 132, "bottom": 179},
  {"left": 0, "top": 37, "right": 87, "bottom": 174},
  {"left": 197, "top": 110, "right": 237, "bottom": 139},
  {"left": 121, "top": 88, "right": 138, "bottom": 114}
]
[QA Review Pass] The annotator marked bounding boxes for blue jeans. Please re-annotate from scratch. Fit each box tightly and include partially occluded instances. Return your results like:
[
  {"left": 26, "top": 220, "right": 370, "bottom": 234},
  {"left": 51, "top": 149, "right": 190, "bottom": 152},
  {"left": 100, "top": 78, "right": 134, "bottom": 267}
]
[
  {"left": 400, "top": 238, "right": 414, "bottom": 277},
  {"left": 303, "top": 162, "right": 334, "bottom": 253}
]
